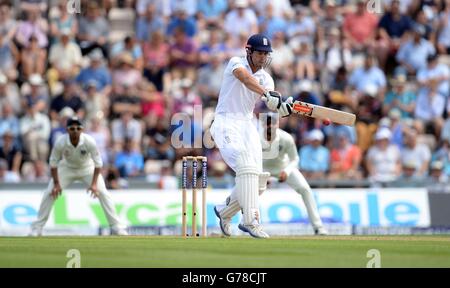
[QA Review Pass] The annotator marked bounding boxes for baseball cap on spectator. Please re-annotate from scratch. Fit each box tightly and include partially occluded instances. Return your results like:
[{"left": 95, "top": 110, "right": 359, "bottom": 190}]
[
  {"left": 85, "top": 79, "right": 98, "bottom": 90},
  {"left": 413, "top": 24, "right": 426, "bottom": 36},
  {"left": 89, "top": 49, "right": 103, "bottom": 61},
  {"left": 326, "top": 0, "right": 336, "bottom": 7},
  {"left": 375, "top": 128, "right": 392, "bottom": 141},
  {"left": 390, "top": 74, "right": 406, "bottom": 86},
  {"left": 308, "top": 129, "right": 324, "bottom": 142},
  {"left": 430, "top": 161, "right": 443, "bottom": 170},
  {"left": 29, "top": 74, "right": 43, "bottom": 86},
  {"left": 180, "top": 78, "right": 193, "bottom": 88},
  {"left": 235, "top": 0, "right": 248, "bottom": 8},
  {"left": 59, "top": 107, "right": 75, "bottom": 118},
  {"left": 388, "top": 109, "right": 401, "bottom": 120},
  {"left": 0, "top": 73, "right": 7, "bottom": 85},
  {"left": 379, "top": 117, "right": 391, "bottom": 128},
  {"left": 60, "top": 27, "right": 71, "bottom": 37},
  {"left": 67, "top": 116, "right": 83, "bottom": 128},
  {"left": 296, "top": 80, "right": 312, "bottom": 93},
  {"left": 403, "top": 160, "right": 416, "bottom": 170},
  {"left": 363, "top": 84, "right": 378, "bottom": 97},
  {"left": 329, "top": 27, "right": 340, "bottom": 37}
]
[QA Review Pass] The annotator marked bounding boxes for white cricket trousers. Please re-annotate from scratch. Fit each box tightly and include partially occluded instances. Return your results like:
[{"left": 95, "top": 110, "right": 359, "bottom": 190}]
[
  {"left": 285, "top": 169, "right": 324, "bottom": 230},
  {"left": 31, "top": 165, "right": 124, "bottom": 231}
]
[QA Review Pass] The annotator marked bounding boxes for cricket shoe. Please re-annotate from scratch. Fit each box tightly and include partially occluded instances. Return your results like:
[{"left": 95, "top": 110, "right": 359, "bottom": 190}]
[
  {"left": 314, "top": 227, "right": 328, "bottom": 236},
  {"left": 238, "top": 223, "right": 270, "bottom": 239},
  {"left": 28, "top": 228, "right": 42, "bottom": 237},
  {"left": 214, "top": 205, "right": 232, "bottom": 237},
  {"left": 111, "top": 228, "right": 129, "bottom": 236}
]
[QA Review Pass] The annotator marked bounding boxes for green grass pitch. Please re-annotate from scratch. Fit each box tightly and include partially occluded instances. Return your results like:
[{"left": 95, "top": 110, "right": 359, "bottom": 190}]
[{"left": 0, "top": 235, "right": 449, "bottom": 268}]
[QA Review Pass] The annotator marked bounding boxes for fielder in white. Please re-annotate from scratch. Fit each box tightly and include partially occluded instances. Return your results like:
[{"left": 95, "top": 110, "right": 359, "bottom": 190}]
[
  {"left": 30, "top": 117, "right": 127, "bottom": 236},
  {"left": 210, "top": 34, "right": 293, "bottom": 238},
  {"left": 260, "top": 114, "right": 327, "bottom": 235}
]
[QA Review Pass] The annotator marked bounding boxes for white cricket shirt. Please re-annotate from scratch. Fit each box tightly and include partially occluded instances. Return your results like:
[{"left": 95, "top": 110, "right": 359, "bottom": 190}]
[
  {"left": 215, "top": 56, "right": 274, "bottom": 120},
  {"left": 49, "top": 133, "right": 103, "bottom": 169},
  {"left": 262, "top": 128, "right": 299, "bottom": 176}
]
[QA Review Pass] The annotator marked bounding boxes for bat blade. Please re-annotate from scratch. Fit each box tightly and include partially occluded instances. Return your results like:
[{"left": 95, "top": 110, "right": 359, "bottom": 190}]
[{"left": 290, "top": 101, "right": 356, "bottom": 126}]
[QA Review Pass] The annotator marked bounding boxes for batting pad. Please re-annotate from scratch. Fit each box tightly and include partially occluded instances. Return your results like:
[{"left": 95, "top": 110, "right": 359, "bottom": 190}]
[
  {"left": 258, "top": 172, "right": 271, "bottom": 195},
  {"left": 220, "top": 190, "right": 241, "bottom": 219},
  {"left": 236, "top": 167, "right": 260, "bottom": 226}
]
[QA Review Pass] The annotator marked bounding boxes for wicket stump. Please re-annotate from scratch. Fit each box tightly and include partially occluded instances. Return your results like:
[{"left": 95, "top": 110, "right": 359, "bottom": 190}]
[{"left": 181, "top": 156, "right": 207, "bottom": 238}]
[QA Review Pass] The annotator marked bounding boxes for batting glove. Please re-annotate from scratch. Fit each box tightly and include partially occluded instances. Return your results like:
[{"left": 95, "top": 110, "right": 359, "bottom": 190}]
[
  {"left": 261, "top": 91, "right": 282, "bottom": 111},
  {"left": 278, "top": 97, "right": 293, "bottom": 118}
]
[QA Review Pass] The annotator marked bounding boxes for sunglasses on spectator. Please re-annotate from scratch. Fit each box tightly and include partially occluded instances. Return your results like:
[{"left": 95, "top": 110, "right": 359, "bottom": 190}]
[{"left": 68, "top": 127, "right": 82, "bottom": 131}]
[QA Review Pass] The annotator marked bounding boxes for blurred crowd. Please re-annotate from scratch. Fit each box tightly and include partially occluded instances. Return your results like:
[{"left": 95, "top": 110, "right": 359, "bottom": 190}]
[{"left": 0, "top": 0, "right": 449, "bottom": 188}]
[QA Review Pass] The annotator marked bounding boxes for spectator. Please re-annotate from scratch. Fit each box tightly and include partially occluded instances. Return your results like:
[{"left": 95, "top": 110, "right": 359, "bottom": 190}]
[
  {"left": 258, "top": 2, "right": 287, "bottom": 39},
  {"left": 324, "top": 67, "right": 357, "bottom": 112},
  {"left": 396, "top": 24, "right": 435, "bottom": 75},
  {"left": 139, "top": 80, "right": 165, "bottom": 119},
  {"left": 375, "top": 0, "right": 412, "bottom": 69},
  {"left": 144, "top": 118, "right": 175, "bottom": 161},
  {"left": 0, "top": 132, "right": 22, "bottom": 176},
  {"left": 383, "top": 74, "right": 416, "bottom": 119},
  {"left": 19, "top": 107, "right": 51, "bottom": 162},
  {"left": 349, "top": 53, "right": 386, "bottom": 100},
  {"left": 170, "top": 0, "right": 197, "bottom": 18},
  {"left": 328, "top": 130, "right": 362, "bottom": 180},
  {"left": 197, "top": 52, "right": 225, "bottom": 107},
  {"left": 0, "top": 31, "right": 19, "bottom": 81},
  {"left": 427, "top": 160, "right": 448, "bottom": 184},
  {"left": 112, "top": 53, "right": 142, "bottom": 88},
  {"left": 414, "top": 79, "right": 446, "bottom": 137},
  {"left": 49, "top": 0, "right": 78, "bottom": 44},
  {"left": 136, "top": 3, "right": 165, "bottom": 42},
  {"left": 401, "top": 127, "right": 431, "bottom": 177},
  {"left": 386, "top": 109, "right": 405, "bottom": 148},
  {"left": 0, "top": 102, "right": 20, "bottom": 146},
  {"left": 317, "top": 0, "right": 343, "bottom": 46},
  {"left": 442, "top": 119, "right": 450, "bottom": 144},
  {"left": 50, "top": 79, "right": 85, "bottom": 122},
  {"left": 14, "top": 7, "right": 48, "bottom": 49},
  {"left": 366, "top": 128, "right": 402, "bottom": 183},
  {"left": 76, "top": 49, "right": 112, "bottom": 97},
  {"left": 197, "top": 0, "right": 228, "bottom": 29},
  {"left": 417, "top": 53, "right": 450, "bottom": 99},
  {"left": 198, "top": 28, "right": 227, "bottom": 66},
  {"left": 254, "top": 0, "right": 293, "bottom": 19},
  {"left": 224, "top": 0, "right": 258, "bottom": 39},
  {"left": 167, "top": 6, "right": 197, "bottom": 37},
  {"left": 437, "top": 0, "right": 450, "bottom": 54},
  {"left": 21, "top": 74, "right": 48, "bottom": 114},
  {"left": 169, "top": 27, "right": 198, "bottom": 81},
  {"left": 111, "top": 111, "right": 142, "bottom": 151},
  {"left": 0, "top": 74, "right": 21, "bottom": 115},
  {"left": 110, "top": 84, "right": 142, "bottom": 119},
  {"left": 136, "top": 0, "right": 171, "bottom": 18},
  {"left": 21, "top": 160, "right": 49, "bottom": 182},
  {"left": 395, "top": 160, "right": 424, "bottom": 183},
  {"left": 431, "top": 139, "right": 450, "bottom": 177},
  {"left": 0, "top": 2, "right": 17, "bottom": 41},
  {"left": 49, "top": 107, "right": 74, "bottom": 147},
  {"left": 172, "top": 78, "right": 202, "bottom": 114},
  {"left": 84, "top": 80, "right": 107, "bottom": 122},
  {"left": 343, "top": 0, "right": 378, "bottom": 52},
  {"left": 143, "top": 30, "right": 170, "bottom": 92},
  {"left": 20, "top": 35, "right": 47, "bottom": 81},
  {"left": 299, "top": 129, "right": 330, "bottom": 180},
  {"left": 77, "top": 2, "right": 109, "bottom": 57},
  {"left": 294, "top": 41, "right": 316, "bottom": 81},
  {"left": 0, "top": 158, "right": 20, "bottom": 183},
  {"left": 287, "top": 5, "right": 315, "bottom": 52},
  {"left": 86, "top": 114, "right": 112, "bottom": 169},
  {"left": 110, "top": 35, "right": 144, "bottom": 71},
  {"left": 114, "top": 138, "right": 144, "bottom": 178},
  {"left": 47, "top": 28, "right": 82, "bottom": 92}
]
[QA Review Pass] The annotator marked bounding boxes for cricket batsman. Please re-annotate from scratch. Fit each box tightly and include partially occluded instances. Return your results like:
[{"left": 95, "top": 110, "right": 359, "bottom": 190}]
[
  {"left": 211, "top": 33, "right": 293, "bottom": 238},
  {"left": 261, "top": 113, "right": 328, "bottom": 235},
  {"left": 29, "top": 117, "right": 128, "bottom": 236}
]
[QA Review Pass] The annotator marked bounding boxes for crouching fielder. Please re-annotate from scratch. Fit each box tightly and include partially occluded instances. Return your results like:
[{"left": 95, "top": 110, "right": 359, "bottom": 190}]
[
  {"left": 29, "top": 117, "right": 127, "bottom": 236},
  {"left": 261, "top": 114, "right": 327, "bottom": 235}
]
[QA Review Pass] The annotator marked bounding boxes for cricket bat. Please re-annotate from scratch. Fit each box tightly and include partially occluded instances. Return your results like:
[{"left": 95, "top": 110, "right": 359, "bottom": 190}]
[{"left": 289, "top": 100, "right": 356, "bottom": 126}]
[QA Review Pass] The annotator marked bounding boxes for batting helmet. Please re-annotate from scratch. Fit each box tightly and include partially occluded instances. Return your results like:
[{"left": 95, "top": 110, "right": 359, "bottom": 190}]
[{"left": 246, "top": 34, "right": 272, "bottom": 52}]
